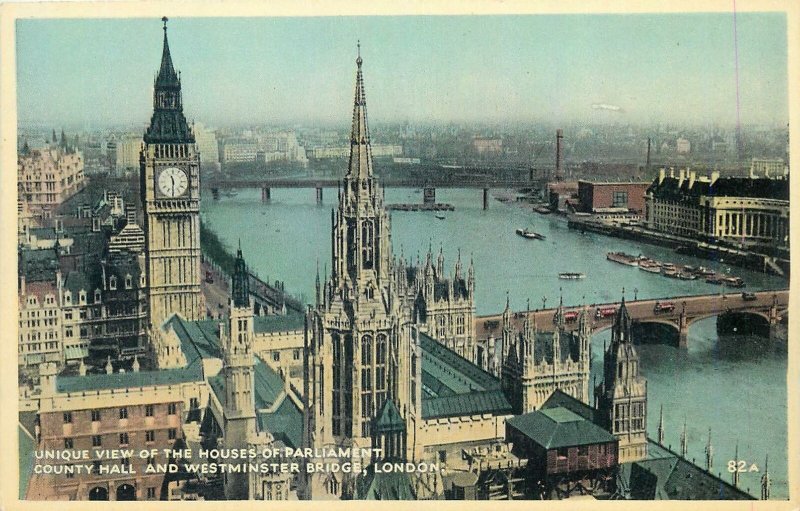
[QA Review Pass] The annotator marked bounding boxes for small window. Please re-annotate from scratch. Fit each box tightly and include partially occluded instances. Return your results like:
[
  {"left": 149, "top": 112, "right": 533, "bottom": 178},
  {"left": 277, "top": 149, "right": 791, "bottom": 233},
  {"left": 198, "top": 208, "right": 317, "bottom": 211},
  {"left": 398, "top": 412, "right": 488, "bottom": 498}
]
[
  {"left": 63, "top": 412, "right": 72, "bottom": 424},
  {"left": 146, "top": 487, "right": 156, "bottom": 499},
  {"left": 94, "top": 290, "right": 101, "bottom": 303},
  {"left": 293, "top": 349, "right": 300, "bottom": 361},
  {"left": 119, "top": 433, "right": 129, "bottom": 445},
  {"left": 125, "top": 275, "right": 132, "bottom": 289},
  {"left": 190, "top": 397, "right": 199, "bottom": 410},
  {"left": 272, "top": 352, "right": 280, "bottom": 362},
  {"left": 119, "top": 407, "right": 128, "bottom": 419},
  {"left": 146, "top": 430, "right": 155, "bottom": 442},
  {"left": 92, "top": 435, "right": 102, "bottom": 447},
  {"left": 167, "top": 403, "right": 177, "bottom": 415},
  {"left": 556, "top": 447, "right": 569, "bottom": 459},
  {"left": 91, "top": 410, "right": 101, "bottom": 422},
  {"left": 168, "top": 428, "right": 177, "bottom": 440},
  {"left": 109, "top": 276, "right": 117, "bottom": 290},
  {"left": 64, "top": 438, "right": 73, "bottom": 449},
  {"left": 145, "top": 404, "right": 154, "bottom": 417}
]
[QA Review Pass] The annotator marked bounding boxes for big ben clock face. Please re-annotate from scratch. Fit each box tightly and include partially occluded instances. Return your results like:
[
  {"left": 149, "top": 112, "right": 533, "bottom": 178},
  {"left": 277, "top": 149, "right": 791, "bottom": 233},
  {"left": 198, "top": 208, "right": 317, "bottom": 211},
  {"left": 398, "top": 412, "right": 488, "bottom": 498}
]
[{"left": 157, "top": 167, "right": 189, "bottom": 197}]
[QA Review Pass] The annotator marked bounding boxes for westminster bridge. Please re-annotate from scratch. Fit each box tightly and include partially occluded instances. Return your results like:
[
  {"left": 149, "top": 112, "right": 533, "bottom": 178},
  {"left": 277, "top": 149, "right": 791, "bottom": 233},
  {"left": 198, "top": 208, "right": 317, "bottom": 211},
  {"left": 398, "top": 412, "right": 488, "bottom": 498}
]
[{"left": 475, "top": 289, "right": 789, "bottom": 348}]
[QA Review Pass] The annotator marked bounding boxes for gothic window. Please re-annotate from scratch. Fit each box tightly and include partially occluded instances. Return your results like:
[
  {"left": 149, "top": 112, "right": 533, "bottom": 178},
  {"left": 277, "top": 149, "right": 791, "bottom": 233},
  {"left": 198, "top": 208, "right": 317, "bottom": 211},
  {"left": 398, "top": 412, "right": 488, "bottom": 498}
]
[
  {"left": 109, "top": 276, "right": 117, "bottom": 290},
  {"left": 361, "top": 221, "right": 373, "bottom": 269},
  {"left": 94, "top": 289, "right": 101, "bottom": 303},
  {"left": 456, "top": 315, "right": 465, "bottom": 335},
  {"left": 361, "top": 335, "right": 372, "bottom": 365},
  {"left": 125, "top": 274, "right": 132, "bottom": 289}
]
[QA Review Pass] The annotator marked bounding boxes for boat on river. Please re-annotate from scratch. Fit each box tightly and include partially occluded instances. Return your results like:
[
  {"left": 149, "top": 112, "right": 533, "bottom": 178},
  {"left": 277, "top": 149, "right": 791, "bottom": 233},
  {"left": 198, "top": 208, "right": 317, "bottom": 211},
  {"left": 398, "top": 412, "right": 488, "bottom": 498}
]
[
  {"left": 559, "top": 272, "right": 586, "bottom": 280},
  {"left": 607, "top": 252, "right": 640, "bottom": 266},
  {"left": 516, "top": 228, "right": 545, "bottom": 240}
]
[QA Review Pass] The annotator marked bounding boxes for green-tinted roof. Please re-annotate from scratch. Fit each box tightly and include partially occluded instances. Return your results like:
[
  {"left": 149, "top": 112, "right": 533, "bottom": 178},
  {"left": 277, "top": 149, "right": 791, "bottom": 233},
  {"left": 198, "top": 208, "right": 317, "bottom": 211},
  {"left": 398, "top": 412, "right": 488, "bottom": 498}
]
[
  {"left": 57, "top": 363, "right": 203, "bottom": 393},
  {"left": 167, "top": 316, "right": 223, "bottom": 365},
  {"left": 507, "top": 406, "right": 617, "bottom": 449},
  {"left": 374, "top": 399, "right": 405, "bottom": 433},
  {"left": 624, "top": 442, "right": 754, "bottom": 500},
  {"left": 540, "top": 407, "right": 583, "bottom": 424},
  {"left": 355, "top": 464, "right": 416, "bottom": 500},
  {"left": 210, "top": 356, "right": 303, "bottom": 449},
  {"left": 253, "top": 313, "right": 305, "bottom": 334},
  {"left": 259, "top": 397, "right": 303, "bottom": 449},
  {"left": 419, "top": 332, "right": 512, "bottom": 420},
  {"left": 541, "top": 389, "right": 598, "bottom": 424}
]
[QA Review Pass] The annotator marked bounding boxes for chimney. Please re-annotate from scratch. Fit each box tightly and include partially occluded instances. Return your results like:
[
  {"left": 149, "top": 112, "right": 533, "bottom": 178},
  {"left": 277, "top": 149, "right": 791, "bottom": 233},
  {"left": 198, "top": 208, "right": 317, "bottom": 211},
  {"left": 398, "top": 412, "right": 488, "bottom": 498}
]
[
  {"left": 19, "top": 274, "right": 25, "bottom": 295},
  {"left": 670, "top": 167, "right": 675, "bottom": 178},
  {"left": 678, "top": 169, "right": 685, "bottom": 187},
  {"left": 710, "top": 171, "right": 720, "bottom": 185},
  {"left": 659, "top": 168, "right": 665, "bottom": 184},
  {"left": 646, "top": 138, "right": 652, "bottom": 169},
  {"left": 555, "top": 129, "right": 564, "bottom": 181},
  {"left": 689, "top": 171, "right": 696, "bottom": 189}
]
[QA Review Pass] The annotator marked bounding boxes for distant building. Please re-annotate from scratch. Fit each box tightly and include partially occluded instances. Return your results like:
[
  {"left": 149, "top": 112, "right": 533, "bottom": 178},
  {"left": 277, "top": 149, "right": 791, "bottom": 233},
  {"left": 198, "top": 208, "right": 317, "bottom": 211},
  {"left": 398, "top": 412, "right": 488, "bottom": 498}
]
[
  {"left": 308, "top": 144, "right": 401, "bottom": 159},
  {"left": 750, "top": 158, "right": 787, "bottom": 179},
  {"left": 115, "top": 136, "right": 143, "bottom": 176},
  {"left": 577, "top": 180, "right": 649, "bottom": 215},
  {"left": 676, "top": 137, "right": 691, "bottom": 154},
  {"left": 18, "top": 139, "right": 85, "bottom": 217},
  {"left": 472, "top": 137, "right": 502, "bottom": 155},
  {"left": 222, "top": 139, "right": 259, "bottom": 163},
  {"left": 193, "top": 122, "right": 220, "bottom": 170},
  {"left": 18, "top": 278, "right": 64, "bottom": 367},
  {"left": 645, "top": 168, "right": 789, "bottom": 247}
]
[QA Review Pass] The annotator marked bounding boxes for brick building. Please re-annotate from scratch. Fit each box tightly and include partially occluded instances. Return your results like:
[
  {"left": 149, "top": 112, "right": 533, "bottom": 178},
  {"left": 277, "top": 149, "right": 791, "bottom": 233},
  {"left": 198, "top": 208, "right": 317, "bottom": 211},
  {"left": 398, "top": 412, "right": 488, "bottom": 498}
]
[{"left": 577, "top": 180, "right": 649, "bottom": 214}]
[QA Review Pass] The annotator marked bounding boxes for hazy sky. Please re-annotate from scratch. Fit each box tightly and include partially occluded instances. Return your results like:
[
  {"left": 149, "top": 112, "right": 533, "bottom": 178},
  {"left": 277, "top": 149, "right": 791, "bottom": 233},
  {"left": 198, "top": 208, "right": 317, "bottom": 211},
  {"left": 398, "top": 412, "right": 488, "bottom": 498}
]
[{"left": 16, "top": 13, "right": 788, "bottom": 128}]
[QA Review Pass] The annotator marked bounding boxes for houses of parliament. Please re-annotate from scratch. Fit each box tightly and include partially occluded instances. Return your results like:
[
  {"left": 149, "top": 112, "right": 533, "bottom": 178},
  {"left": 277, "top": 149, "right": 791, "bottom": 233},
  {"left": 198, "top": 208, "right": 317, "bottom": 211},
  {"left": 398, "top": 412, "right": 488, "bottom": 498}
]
[{"left": 22, "top": 19, "right": 672, "bottom": 502}]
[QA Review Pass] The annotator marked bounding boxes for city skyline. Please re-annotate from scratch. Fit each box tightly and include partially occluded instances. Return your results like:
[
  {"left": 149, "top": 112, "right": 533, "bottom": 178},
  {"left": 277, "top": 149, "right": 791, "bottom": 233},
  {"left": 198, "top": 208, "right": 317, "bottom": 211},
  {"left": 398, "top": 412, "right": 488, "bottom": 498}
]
[{"left": 17, "top": 13, "right": 788, "bottom": 128}]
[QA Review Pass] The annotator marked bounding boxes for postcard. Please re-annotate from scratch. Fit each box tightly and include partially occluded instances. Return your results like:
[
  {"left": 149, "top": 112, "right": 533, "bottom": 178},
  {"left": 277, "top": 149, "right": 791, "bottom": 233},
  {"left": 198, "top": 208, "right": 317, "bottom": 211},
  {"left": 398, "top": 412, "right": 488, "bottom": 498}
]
[{"left": 2, "top": 0, "right": 797, "bottom": 507}]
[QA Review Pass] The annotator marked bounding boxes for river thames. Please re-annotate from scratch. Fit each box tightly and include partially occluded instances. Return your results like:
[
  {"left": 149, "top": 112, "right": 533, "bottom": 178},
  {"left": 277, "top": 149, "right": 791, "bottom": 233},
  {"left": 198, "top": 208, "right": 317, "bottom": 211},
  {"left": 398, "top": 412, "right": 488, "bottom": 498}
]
[{"left": 202, "top": 186, "right": 788, "bottom": 498}]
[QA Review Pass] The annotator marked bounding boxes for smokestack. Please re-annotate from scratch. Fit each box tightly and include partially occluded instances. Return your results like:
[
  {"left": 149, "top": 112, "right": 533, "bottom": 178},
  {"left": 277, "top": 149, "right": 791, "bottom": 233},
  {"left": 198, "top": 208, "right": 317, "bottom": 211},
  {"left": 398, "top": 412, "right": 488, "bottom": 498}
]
[
  {"left": 646, "top": 138, "right": 652, "bottom": 169},
  {"left": 659, "top": 168, "right": 665, "bottom": 184},
  {"left": 555, "top": 129, "right": 564, "bottom": 181}
]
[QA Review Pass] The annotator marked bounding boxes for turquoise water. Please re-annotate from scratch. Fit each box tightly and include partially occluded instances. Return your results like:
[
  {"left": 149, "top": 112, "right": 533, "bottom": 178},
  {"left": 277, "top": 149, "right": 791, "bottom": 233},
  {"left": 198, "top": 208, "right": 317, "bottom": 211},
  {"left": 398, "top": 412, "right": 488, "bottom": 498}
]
[{"left": 202, "top": 187, "right": 788, "bottom": 499}]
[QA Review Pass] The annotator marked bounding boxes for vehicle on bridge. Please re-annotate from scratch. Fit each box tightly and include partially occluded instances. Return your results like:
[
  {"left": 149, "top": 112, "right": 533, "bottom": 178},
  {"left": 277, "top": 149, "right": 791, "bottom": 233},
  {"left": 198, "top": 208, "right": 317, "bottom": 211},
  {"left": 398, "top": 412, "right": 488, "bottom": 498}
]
[
  {"left": 741, "top": 292, "right": 757, "bottom": 301},
  {"left": 205, "top": 271, "right": 214, "bottom": 284},
  {"left": 653, "top": 301, "right": 675, "bottom": 314},
  {"left": 595, "top": 306, "right": 617, "bottom": 319},
  {"left": 554, "top": 310, "right": 580, "bottom": 323}
]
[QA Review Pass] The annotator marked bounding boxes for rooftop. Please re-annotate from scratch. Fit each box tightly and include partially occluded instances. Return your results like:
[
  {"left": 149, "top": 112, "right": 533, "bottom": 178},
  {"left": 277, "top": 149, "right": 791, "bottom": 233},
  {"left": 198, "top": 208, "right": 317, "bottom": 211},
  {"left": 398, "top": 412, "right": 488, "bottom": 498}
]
[{"left": 506, "top": 405, "right": 617, "bottom": 449}]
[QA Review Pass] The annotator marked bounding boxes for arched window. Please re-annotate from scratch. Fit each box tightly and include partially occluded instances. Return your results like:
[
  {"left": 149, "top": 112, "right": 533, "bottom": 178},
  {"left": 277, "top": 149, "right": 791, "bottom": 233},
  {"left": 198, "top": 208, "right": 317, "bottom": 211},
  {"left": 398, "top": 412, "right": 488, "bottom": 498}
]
[
  {"left": 361, "top": 335, "right": 372, "bottom": 365},
  {"left": 125, "top": 274, "right": 132, "bottom": 289},
  {"left": 94, "top": 290, "right": 101, "bottom": 303},
  {"left": 109, "top": 276, "right": 117, "bottom": 290}
]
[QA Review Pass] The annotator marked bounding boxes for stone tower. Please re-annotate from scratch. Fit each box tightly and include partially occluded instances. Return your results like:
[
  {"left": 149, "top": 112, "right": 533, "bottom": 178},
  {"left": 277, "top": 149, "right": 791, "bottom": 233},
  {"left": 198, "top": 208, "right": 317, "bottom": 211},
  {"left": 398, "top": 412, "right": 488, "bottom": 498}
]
[
  {"left": 222, "top": 247, "right": 257, "bottom": 499},
  {"left": 140, "top": 17, "right": 203, "bottom": 330},
  {"left": 303, "top": 46, "right": 418, "bottom": 499},
  {"left": 595, "top": 298, "right": 648, "bottom": 463}
]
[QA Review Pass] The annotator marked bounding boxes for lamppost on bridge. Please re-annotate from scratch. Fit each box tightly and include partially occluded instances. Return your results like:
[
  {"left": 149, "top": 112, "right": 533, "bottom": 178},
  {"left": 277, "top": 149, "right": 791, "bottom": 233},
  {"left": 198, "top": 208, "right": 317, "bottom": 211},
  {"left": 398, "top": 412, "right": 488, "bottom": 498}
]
[
  {"left": 542, "top": 296, "right": 547, "bottom": 310},
  {"left": 634, "top": 287, "right": 639, "bottom": 301}
]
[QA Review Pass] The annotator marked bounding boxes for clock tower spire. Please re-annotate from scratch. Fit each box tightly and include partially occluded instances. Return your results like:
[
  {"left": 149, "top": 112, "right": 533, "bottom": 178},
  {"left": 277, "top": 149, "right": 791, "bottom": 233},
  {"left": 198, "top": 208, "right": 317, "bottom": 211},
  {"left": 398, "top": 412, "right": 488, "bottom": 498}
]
[{"left": 141, "top": 17, "right": 203, "bottom": 334}]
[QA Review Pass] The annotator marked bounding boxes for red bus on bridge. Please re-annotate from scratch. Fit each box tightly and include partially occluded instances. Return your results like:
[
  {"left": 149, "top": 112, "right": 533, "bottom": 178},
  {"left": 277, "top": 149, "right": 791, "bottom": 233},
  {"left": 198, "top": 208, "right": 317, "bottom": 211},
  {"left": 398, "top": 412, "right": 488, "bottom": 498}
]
[
  {"left": 595, "top": 307, "right": 617, "bottom": 319},
  {"left": 654, "top": 301, "right": 675, "bottom": 314},
  {"left": 555, "top": 310, "right": 580, "bottom": 323}
]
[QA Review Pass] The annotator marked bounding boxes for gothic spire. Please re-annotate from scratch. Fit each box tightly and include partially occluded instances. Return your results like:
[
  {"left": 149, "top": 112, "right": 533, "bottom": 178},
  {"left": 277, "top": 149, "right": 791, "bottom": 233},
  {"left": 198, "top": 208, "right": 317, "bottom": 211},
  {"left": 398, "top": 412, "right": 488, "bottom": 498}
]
[
  {"left": 346, "top": 41, "right": 373, "bottom": 179},
  {"left": 144, "top": 17, "right": 193, "bottom": 144},
  {"left": 156, "top": 17, "right": 179, "bottom": 87},
  {"left": 705, "top": 428, "right": 714, "bottom": 471},
  {"left": 232, "top": 242, "right": 250, "bottom": 309}
]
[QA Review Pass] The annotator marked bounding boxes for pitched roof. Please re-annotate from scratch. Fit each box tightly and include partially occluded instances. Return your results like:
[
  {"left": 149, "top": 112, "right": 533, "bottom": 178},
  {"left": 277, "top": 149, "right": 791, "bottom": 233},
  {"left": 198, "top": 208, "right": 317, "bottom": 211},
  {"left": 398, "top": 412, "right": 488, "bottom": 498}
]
[
  {"left": 419, "top": 332, "right": 513, "bottom": 419},
  {"left": 374, "top": 399, "right": 406, "bottom": 433},
  {"left": 56, "top": 362, "right": 203, "bottom": 393},
  {"left": 506, "top": 406, "right": 616, "bottom": 449},
  {"left": 541, "top": 389, "right": 598, "bottom": 424},
  {"left": 355, "top": 464, "right": 415, "bottom": 500},
  {"left": 253, "top": 313, "right": 305, "bottom": 334}
]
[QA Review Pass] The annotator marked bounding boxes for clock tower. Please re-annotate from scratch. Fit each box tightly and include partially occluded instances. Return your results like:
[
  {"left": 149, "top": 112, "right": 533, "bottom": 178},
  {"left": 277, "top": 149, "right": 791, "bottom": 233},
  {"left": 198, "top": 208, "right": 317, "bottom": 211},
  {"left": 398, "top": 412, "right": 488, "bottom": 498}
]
[{"left": 140, "top": 17, "right": 203, "bottom": 329}]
